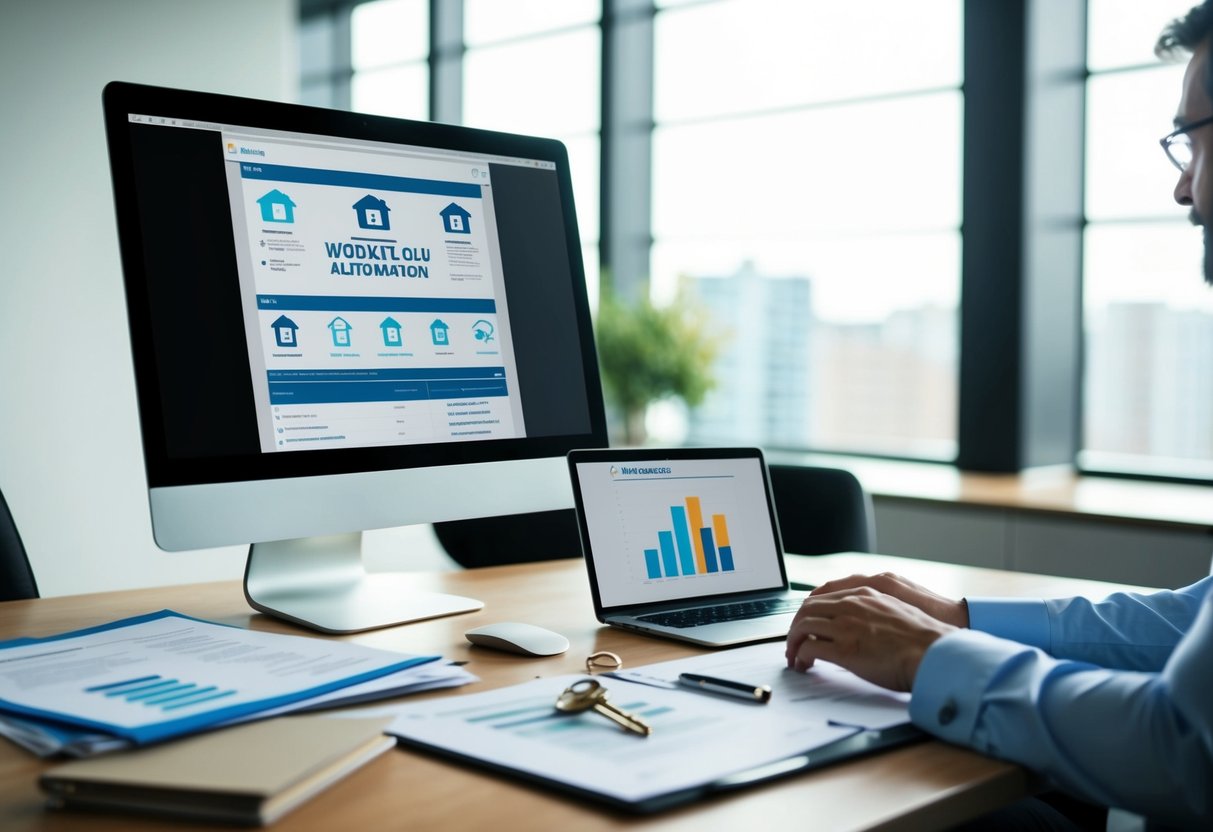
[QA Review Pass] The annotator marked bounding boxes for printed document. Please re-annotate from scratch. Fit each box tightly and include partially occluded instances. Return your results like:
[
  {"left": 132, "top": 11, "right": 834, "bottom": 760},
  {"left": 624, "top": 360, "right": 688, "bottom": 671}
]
[
  {"left": 0, "top": 610, "right": 436, "bottom": 744},
  {"left": 386, "top": 641, "right": 909, "bottom": 804},
  {"left": 610, "top": 641, "right": 911, "bottom": 730}
]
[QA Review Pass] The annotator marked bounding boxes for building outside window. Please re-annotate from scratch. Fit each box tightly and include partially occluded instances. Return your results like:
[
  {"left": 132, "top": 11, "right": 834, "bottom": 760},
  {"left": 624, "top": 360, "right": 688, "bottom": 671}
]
[
  {"left": 1082, "top": 0, "right": 1213, "bottom": 480},
  {"left": 651, "top": 0, "right": 963, "bottom": 459}
]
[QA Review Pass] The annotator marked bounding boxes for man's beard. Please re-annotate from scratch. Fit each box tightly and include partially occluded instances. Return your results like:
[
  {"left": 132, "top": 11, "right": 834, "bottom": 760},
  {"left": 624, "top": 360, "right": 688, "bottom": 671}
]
[{"left": 1191, "top": 208, "right": 1213, "bottom": 286}]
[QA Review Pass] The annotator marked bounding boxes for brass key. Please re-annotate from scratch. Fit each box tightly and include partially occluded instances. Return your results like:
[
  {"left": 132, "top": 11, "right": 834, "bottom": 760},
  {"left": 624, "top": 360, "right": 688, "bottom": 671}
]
[{"left": 555, "top": 679, "right": 652, "bottom": 736}]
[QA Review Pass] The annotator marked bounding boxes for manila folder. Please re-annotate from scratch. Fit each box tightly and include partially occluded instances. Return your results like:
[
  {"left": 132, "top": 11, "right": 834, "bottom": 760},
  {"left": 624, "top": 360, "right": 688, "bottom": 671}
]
[{"left": 40, "top": 714, "right": 393, "bottom": 825}]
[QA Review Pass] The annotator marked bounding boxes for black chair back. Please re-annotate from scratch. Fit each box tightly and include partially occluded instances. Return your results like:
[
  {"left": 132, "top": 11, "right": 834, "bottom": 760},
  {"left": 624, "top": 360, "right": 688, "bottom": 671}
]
[
  {"left": 0, "top": 488, "right": 38, "bottom": 601},
  {"left": 433, "top": 508, "right": 583, "bottom": 569},
  {"left": 768, "top": 464, "right": 875, "bottom": 556},
  {"left": 435, "top": 463, "right": 874, "bottom": 568}
]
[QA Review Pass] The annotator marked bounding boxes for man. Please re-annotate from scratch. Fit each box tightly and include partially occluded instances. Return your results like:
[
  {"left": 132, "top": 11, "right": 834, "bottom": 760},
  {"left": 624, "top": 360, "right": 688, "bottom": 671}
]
[{"left": 785, "top": 5, "right": 1213, "bottom": 829}]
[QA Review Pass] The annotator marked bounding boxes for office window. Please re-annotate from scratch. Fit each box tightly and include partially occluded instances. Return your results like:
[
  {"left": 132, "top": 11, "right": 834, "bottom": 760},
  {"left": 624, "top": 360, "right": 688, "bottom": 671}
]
[
  {"left": 463, "top": 1, "right": 602, "bottom": 296},
  {"left": 300, "top": 9, "right": 343, "bottom": 109},
  {"left": 1082, "top": 0, "right": 1213, "bottom": 479},
  {"left": 351, "top": 0, "right": 429, "bottom": 119},
  {"left": 651, "top": 0, "right": 962, "bottom": 458},
  {"left": 298, "top": 0, "right": 429, "bottom": 117}
]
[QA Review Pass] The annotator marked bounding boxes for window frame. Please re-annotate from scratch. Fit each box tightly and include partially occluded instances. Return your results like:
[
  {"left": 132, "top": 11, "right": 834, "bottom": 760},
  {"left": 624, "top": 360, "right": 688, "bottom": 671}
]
[{"left": 298, "top": 0, "right": 1213, "bottom": 485}]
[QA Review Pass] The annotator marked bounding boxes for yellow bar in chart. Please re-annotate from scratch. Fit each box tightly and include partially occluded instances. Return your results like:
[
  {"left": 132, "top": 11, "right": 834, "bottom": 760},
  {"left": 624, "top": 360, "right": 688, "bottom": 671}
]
[
  {"left": 712, "top": 513, "right": 735, "bottom": 571},
  {"left": 711, "top": 514, "right": 730, "bottom": 547}
]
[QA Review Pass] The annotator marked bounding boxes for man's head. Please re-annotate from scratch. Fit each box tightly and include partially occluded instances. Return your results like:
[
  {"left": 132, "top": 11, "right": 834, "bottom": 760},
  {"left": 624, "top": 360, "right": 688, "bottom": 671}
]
[{"left": 1158, "top": 1, "right": 1213, "bottom": 284}]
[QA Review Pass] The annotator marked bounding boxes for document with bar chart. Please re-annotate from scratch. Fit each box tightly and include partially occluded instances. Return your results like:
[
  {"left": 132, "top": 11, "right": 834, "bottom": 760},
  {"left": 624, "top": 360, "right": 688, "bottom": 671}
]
[
  {"left": 575, "top": 456, "right": 786, "bottom": 608},
  {"left": 387, "top": 670, "right": 857, "bottom": 808},
  {"left": 0, "top": 610, "right": 434, "bottom": 744}
]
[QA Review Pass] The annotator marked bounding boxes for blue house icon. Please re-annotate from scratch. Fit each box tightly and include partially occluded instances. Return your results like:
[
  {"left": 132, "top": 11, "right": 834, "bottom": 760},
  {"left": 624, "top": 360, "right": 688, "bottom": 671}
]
[
  {"left": 430, "top": 319, "right": 450, "bottom": 346},
  {"left": 440, "top": 202, "right": 472, "bottom": 234},
  {"left": 328, "top": 316, "right": 352, "bottom": 347},
  {"left": 380, "top": 317, "right": 403, "bottom": 346},
  {"left": 270, "top": 315, "right": 299, "bottom": 347},
  {"left": 257, "top": 189, "right": 297, "bottom": 223},
  {"left": 353, "top": 194, "right": 391, "bottom": 230}
]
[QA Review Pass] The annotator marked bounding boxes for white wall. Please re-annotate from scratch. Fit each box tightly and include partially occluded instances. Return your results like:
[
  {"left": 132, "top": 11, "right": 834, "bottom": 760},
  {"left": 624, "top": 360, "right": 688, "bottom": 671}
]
[{"left": 0, "top": 0, "right": 307, "bottom": 596}]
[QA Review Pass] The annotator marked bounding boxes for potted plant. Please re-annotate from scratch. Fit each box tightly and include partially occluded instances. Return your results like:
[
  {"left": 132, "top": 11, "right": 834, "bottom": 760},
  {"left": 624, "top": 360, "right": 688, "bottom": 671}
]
[{"left": 594, "top": 283, "right": 720, "bottom": 445}]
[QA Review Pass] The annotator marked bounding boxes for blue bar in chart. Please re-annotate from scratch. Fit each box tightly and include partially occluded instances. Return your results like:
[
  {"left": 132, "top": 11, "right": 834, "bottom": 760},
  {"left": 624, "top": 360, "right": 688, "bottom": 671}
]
[
  {"left": 700, "top": 527, "right": 719, "bottom": 573},
  {"left": 162, "top": 689, "right": 237, "bottom": 710},
  {"left": 85, "top": 675, "right": 237, "bottom": 712},
  {"left": 713, "top": 514, "right": 735, "bottom": 571},
  {"left": 644, "top": 548, "right": 661, "bottom": 579},
  {"left": 671, "top": 506, "right": 696, "bottom": 575},
  {"left": 658, "top": 531, "right": 678, "bottom": 577},
  {"left": 104, "top": 679, "right": 179, "bottom": 697},
  {"left": 85, "top": 675, "right": 160, "bottom": 692}
]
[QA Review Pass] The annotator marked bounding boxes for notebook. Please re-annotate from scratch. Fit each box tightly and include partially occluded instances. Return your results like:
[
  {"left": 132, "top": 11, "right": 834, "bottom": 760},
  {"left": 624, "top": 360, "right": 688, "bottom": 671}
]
[
  {"left": 567, "top": 447, "right": 805, "bottom": 647},
  {"left": 40, "top": 714, "right": 394, "bottom": 826}
]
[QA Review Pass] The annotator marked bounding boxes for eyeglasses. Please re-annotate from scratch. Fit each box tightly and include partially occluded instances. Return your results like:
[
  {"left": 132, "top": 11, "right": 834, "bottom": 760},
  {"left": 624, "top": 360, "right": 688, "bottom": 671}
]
[{"left": 1160, "top": 114, "right": 1213, "bottom": 171}]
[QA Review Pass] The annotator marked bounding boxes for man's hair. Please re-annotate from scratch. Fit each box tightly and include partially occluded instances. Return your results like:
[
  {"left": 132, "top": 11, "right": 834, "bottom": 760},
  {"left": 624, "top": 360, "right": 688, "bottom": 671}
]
[{"left": 1158, "top": 1, "right": 1213, "bottom": 98}]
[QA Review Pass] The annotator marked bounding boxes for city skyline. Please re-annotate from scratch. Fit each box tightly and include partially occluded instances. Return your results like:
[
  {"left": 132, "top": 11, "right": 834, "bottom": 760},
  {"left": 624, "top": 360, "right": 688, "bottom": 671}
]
[{"left": 679, "top": 263, "right": 1212, "bottom": 474}]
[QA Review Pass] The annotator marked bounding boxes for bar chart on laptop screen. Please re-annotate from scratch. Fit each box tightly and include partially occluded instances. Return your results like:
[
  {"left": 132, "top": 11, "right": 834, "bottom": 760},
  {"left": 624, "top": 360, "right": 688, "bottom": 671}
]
[
  {"left": 579, "top": 458, "right": 785, "bottom": 606},
  {"left": 643, "top": 495, "right": 737, "bottom": 580},
  {"left": 583, "top": 459, "right": 783, "bottom": 593}
]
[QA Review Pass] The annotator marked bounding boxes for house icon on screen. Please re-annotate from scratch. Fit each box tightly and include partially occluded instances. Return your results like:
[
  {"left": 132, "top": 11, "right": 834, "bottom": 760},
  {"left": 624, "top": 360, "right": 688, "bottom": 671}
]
[
  {"left": 430, "top": 319, "right": 450, "bottom": 346},
  {"left": 380, "top": 317, "right": 403, "bottom": 346},
  {"left": 353, "top": 194, "right": 391, "bottom": 230},
  {"left": 270, "top": 315, "right": 299, "bottom": 347},
  {"left": 328, "top": 316, "right": 352, "bottom": 347},
  {"left": 440, "top": 203, "right": 471, "bottom": 234},
  {"left": 257, "top": 189, "right": 296, "bottom": 223}
]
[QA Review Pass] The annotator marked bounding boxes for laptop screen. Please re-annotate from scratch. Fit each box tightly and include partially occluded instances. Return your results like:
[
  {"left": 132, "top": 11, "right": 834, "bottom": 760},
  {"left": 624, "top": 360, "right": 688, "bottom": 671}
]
[{"left": 572, "top": 454, "right": 786, "bottom": 609}]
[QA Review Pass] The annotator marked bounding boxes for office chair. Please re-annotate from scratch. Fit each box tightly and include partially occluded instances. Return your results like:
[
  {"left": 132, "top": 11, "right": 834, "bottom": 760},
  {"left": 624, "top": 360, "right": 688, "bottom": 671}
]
[
  {"left": 432, "top": 508, "right": 584, "bottom": 569},
  {"left": 434, "top": 463, "right": 875, "bottom": 568},
  {"left": 0, "top": 486, "right": 39, "bottom": 601},
  {"left": 768, "top": 464, "right": 876, "bottom": 556}
]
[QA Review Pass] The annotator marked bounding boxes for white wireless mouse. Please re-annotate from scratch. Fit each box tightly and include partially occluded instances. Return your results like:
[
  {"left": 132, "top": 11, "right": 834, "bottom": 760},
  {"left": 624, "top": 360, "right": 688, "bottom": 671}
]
[{"left": 464, "top": 622, "right": 570, "bottom": 657}]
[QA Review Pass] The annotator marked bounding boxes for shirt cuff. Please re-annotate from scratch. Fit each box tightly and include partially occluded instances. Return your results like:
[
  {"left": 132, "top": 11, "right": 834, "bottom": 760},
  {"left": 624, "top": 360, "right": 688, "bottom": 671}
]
[
  {"left": 966, "top": 597, "right": 1051, "bottom": 651},
  {"left": 909, "top": 629, "right": 1031, "bottom": 745}
]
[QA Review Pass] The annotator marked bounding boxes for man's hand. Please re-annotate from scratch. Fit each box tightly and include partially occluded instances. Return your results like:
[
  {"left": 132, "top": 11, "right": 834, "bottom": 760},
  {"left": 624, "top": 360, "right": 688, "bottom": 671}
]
[
  {"left": 785, "top": 587, "right": 957, "bottom": 692},
  {"left": 809, "top": 572, "right": 970, "bottom": 628}
]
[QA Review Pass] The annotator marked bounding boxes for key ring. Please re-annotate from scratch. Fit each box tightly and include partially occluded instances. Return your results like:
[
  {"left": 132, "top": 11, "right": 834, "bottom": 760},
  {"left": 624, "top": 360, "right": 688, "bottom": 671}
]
[{"left": 585, "top": 650, "right": 622, "bottom": 674}]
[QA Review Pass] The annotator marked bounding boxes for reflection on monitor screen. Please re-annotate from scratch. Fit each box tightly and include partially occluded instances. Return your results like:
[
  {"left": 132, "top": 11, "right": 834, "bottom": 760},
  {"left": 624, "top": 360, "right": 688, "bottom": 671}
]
[{"left": 103, "top": 82, "right": 606, "bottom": 633}]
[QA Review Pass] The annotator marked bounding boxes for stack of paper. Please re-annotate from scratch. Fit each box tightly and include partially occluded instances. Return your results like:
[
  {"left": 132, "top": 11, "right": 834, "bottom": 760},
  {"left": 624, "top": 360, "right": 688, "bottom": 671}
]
[{"left": 0, "top": 610, "right": 476, "bottom": 757}]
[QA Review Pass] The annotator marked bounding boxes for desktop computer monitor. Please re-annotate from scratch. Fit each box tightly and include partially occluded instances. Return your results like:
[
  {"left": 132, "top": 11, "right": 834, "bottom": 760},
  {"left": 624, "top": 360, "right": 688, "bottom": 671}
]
[{"left": 102, "top": 82, "right": 607, "bottom": 634}]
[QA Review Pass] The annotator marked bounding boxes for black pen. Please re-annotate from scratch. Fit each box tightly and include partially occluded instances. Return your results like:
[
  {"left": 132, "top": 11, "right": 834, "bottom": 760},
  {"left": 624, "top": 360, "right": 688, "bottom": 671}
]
[{"left": 678, "top": 672, "right": 772, "bottom": 703}]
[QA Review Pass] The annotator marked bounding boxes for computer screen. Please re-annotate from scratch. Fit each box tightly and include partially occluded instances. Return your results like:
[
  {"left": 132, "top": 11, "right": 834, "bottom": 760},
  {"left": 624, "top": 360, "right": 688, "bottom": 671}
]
[{"left": 103, "top": 82, "right": 606, "bottom": 632}]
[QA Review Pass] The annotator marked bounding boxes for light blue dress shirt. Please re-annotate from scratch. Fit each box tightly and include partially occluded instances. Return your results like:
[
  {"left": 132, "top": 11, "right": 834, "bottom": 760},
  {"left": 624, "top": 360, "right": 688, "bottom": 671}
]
[{"left": 909, "top": 575, "right": 1213, "bottom": 827}]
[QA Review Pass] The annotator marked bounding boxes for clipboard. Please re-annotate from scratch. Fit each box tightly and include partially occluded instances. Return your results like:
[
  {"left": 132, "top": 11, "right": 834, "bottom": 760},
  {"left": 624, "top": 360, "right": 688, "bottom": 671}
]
[
  {"left": 393, "top": 721, "right": 923, "bottom": 814},
  {"left": 385, "top": 644, "right": 925, "bottom": 814}
]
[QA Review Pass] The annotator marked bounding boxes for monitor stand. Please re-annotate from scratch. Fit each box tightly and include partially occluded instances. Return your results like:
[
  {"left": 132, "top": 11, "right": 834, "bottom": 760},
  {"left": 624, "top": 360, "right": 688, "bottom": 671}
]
[{"left": 243, "top": 533, "right": 483, "bottom": 634}]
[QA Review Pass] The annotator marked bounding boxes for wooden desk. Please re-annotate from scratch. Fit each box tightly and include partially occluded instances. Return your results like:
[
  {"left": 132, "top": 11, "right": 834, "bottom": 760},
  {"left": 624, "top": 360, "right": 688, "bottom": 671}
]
[{"left": 0, "top": 553, "right": 1153, "bottom": 832}]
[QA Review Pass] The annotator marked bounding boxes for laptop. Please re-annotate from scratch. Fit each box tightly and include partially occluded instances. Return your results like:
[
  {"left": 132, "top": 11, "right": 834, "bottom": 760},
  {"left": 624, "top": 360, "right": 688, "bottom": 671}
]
[{"left": 567, "top": 447, "right": 806, "bottom": 647}]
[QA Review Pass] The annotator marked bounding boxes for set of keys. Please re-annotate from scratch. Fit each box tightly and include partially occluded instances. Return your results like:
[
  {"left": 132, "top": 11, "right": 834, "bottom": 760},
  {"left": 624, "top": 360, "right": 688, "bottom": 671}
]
[{"left": 555, "top": 679, "right": 652, "bottom": 736}]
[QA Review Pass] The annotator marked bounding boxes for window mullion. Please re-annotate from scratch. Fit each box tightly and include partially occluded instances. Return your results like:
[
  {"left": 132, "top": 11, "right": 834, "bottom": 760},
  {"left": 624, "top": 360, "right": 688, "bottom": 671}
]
[{"left": 601, "top": 0, "right": 654, "bottom": 301}]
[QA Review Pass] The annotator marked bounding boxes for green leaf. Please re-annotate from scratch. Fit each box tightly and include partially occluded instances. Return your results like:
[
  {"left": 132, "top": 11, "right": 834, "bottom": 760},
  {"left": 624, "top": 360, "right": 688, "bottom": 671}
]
[{"left": 594, "top": 285, "right": 721, "bottom": 417}]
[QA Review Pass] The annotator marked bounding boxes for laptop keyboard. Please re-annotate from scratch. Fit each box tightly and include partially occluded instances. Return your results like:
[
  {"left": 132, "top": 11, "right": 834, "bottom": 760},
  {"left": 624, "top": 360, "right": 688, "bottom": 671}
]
[{"left": 636, "top": 597, "right": 803, "bottom": 629}]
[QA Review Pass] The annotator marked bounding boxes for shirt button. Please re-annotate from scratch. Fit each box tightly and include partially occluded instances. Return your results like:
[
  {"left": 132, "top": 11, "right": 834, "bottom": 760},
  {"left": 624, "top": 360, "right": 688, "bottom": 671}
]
[{"left": 938, "top": 701, "right": 958, "bottom": 726}]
